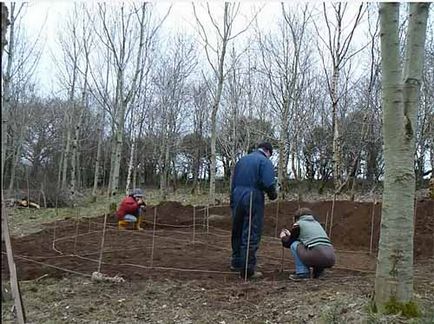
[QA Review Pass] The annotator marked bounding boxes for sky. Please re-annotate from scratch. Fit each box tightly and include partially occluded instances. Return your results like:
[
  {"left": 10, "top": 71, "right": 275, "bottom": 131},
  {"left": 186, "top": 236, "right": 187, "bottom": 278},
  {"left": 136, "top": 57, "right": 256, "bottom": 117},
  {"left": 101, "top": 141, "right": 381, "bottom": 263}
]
[
  {"left": 4, "top": 1, "right": 372, "bottom": 97},
  {"left": 7, "top": 1, "right": 276, "bottom": 95}
]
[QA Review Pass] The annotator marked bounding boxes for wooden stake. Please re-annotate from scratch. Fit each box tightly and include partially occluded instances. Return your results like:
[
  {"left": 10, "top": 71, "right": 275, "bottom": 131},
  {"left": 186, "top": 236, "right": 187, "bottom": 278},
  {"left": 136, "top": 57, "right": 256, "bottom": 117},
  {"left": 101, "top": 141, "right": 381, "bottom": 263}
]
[
  {"left": 329, "top": 194, "right": 337, "bottom": 238},
  {"left": 369, "top": 198, "right": 376, "bottom": 255},
  {"left": 203, "top": 206, "right": 206, "bottom": 230},
  {"left": 192, "top": 205, "right": 196, "bottom": 244},
  {"left": 244, "top": 191, "right": 253, "bottom": 282},
  {"left": 26, "top": 166, "right": 30, "bottom": 216},
  {"left": 274, "top": 199, "right": 280, "bottom": 238},
  {"left": 325, "top": 211, "right": 329, "bottom": 230},
  {"left": 73, "top": 206, "right": 80, "bottom": 254},
  {"left": 206, "top": 205, "right": 210, "bottom": 234},
  {"left": 280, "top": 246, "right": 285, "bottom": 272},
  {"left": 2, "top": 195, "right": 26, "bottom": 324},
  {"left": 52, "top": 219, "right": 57, "bottom": 251},
  {"left": 97, "top": 213, "right": 108, "bottom": 273},
  {"left": 150, "top": 207, "right": 157, "bottom": 268}
]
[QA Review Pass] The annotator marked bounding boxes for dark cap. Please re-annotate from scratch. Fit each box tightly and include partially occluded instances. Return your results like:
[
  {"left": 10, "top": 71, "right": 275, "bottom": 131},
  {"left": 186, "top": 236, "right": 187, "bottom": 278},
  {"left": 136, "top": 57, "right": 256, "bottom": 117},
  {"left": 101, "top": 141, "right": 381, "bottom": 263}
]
[
  {"left": 128, "top": 188, "right": 144, "bottom": 198},
  {"left": 258, "top": 142, "right": 273, "bottom": 156}
]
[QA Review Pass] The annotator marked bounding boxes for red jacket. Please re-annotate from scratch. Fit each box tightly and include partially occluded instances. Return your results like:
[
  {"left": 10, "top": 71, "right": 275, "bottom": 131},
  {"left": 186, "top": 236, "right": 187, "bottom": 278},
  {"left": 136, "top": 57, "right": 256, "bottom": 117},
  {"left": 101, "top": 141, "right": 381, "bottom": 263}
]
[{"left": 116, "top": 196, "right": 140, "bottom": 220}]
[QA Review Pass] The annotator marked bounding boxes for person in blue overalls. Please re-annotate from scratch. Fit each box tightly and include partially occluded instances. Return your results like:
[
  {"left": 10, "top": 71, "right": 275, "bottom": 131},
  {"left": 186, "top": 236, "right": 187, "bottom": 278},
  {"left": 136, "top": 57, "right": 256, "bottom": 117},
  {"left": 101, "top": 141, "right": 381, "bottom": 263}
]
[{"left": 230, "top": 142, "right": 278, "bottom": 279}]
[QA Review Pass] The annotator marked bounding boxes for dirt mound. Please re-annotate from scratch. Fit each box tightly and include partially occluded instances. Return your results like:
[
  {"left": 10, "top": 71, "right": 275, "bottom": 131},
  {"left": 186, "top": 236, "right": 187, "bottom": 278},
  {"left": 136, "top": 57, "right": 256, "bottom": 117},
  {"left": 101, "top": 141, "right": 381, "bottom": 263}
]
[{"left": 2, "top": 199, "right": 433, "bottom": 281}]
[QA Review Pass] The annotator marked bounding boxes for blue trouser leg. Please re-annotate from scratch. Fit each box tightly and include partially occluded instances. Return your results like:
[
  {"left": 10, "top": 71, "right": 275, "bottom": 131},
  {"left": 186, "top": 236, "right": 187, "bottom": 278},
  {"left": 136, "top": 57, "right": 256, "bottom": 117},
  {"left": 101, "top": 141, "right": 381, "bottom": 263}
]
[
  {"left": 239, "top": 193, "right": 264, "bottom": 277},
  {"left": 231, "top": 203, "right": 244, "bottom": 269},
  {"left": 124, "top": 214, "right": 137, "bottom": 222},
  {"left": 290, "top": 241, "right": 310, "bottom": 275}
]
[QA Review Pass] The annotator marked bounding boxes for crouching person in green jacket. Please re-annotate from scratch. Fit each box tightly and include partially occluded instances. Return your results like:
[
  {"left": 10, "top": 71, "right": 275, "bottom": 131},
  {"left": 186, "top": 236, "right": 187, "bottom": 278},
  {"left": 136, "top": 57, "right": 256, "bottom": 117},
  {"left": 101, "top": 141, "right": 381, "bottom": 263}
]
[{"left": 280, "top": 208, "right": 336, "bottom": 280}]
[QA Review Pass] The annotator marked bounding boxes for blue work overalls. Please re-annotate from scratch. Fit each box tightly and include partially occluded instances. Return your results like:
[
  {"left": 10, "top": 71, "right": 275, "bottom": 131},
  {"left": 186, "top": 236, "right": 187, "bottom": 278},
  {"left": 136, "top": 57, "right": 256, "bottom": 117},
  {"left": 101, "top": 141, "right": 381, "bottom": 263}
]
[{"left": 230, "top": 149, "right": 276, "bottom": 277}]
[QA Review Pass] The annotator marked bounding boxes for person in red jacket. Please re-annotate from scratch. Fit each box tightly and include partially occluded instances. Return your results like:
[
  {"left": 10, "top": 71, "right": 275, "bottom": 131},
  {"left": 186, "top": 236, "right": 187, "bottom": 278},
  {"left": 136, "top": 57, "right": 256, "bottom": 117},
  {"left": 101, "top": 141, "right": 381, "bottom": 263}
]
[{"left": 116, "top": 189, "right": 146, "bottom": 230}]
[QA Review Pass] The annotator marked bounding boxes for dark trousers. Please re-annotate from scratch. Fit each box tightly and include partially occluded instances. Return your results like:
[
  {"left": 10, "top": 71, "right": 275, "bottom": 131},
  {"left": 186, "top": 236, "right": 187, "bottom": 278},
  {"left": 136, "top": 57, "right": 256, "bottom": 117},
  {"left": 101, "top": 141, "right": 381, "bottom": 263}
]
[{"left": 231, "top": 190, "right": 264, "bottom": 277}]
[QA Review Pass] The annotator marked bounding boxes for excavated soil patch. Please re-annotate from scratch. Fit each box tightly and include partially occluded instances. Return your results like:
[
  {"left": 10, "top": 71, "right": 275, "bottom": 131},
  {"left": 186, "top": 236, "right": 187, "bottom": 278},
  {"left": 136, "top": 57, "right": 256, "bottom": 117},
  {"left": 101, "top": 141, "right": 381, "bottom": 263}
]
[{"left": 2, "top": 199, "right": 433, "bottom": 281}]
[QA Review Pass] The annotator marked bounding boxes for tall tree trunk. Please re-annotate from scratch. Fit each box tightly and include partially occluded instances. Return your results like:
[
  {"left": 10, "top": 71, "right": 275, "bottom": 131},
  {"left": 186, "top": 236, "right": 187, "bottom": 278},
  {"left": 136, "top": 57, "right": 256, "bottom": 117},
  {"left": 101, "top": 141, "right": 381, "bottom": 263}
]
[
  {"left": 109, "top": 63, "right": 125, "bottom": 197},
  {"left": 132, "top": 142, "right": 138, "bottom": 189},
  {"left": 209, "top": 81, "right": 224, "bottom": 204},
  {"left": 2, "top": 3, "right": 16, "bottom": 188},
  {"left": 331, "top": 67, "right": 342, "bottom": 190},
  {"left": 375, "top": 2, "right": 429, "bottom": 310},
  {"left": 70, "top": 110, "right": 83, "bottom": 199},
  {"left": 291, "top": 137, "right": 298, "bottom": 181},
  {"left": 111, "top": 109, "right": 125, "bottom": 197},
  {"left": 107, "top": 4, "right": 147, "bottom": 197},
  {"left": 277, "top": 98, "right": 290, "bottom": 196},
  {"left": 209, "top": 3, "right": 229, "bottom": 205},
  {"left": 61, "top": 121, "right": 72, "bottom": 189},
  {"left": 159, "top": 133, "right": 169, "bottom": 200},
  {"left": 71, "top": 34, "right": 89, "bottom": 199},
  {"left": 125, "top": 140, "right": 136, "bottom": 193},
  {"left": 191, "top": 143, "right": 200, "bottom": 194},
  {"left": 92, "top": 113, "right": 104, "bottom": 199}
]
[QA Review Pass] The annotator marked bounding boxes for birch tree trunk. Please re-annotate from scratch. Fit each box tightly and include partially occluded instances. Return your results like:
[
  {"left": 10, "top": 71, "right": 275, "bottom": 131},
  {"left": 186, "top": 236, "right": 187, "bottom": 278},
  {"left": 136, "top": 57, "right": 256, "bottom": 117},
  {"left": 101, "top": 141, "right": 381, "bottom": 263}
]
[
  {"left": 277, "top": 105, "right": 290, "bottom": 194},
  {"left": 125, "top": 139, "right": 136, "bottom": 194},
  {"left": 92, "top": 112, "right": 104, "bottom": 200},
  {"left": 61, "top": 22, "right": 79, "bottom": 190},
  {"left": 330, "top": 67, "right": 342, "bottom": 188},
  {"left": 209, "top": 16, "right": 228, "bottom": 204},
  {"left": 193, "top": 3, "right": 253, "bottom": 204},
  {"left": 375, "top": 2, "right": 429, "bottom": 310},
  {"left": 103, "top": 3, "right": 151, "bottom": 197},
  {"left": 70, "top": 28, "right": 90, "bottom": 200},
  {"left": 61, "top": 119, "right": 72, "bottom": 189},
  {"left": 319, "top": 3, "right": 365, "bottom": 190}
]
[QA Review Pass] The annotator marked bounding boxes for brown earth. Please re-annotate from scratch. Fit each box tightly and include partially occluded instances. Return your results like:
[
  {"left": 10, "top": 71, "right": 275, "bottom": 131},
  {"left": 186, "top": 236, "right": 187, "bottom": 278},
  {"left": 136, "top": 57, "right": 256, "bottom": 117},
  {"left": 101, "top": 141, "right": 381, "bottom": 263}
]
[{"left": 2, "top": 199, "right": 433, "bottom": 282}]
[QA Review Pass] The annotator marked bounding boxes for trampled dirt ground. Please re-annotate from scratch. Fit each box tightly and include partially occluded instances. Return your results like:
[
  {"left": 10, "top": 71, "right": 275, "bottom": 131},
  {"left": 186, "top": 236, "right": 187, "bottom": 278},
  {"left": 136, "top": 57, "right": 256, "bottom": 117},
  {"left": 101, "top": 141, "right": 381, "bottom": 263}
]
[{"left": 2, "top": 199, "right": 434, "bottom": 323}]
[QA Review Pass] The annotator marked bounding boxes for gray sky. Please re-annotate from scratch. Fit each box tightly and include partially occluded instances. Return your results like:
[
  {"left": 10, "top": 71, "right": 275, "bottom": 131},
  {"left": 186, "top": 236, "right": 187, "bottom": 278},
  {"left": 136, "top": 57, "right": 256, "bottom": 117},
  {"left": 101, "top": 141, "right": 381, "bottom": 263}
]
[{"left": 9, "top": 1, "right": 370, "bottom": 96}]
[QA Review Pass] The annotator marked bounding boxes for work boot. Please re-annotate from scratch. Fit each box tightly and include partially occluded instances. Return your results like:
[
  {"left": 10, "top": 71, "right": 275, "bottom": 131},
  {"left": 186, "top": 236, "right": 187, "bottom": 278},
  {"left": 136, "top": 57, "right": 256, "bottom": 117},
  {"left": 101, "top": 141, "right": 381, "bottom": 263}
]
[
  {"left": 312, "top": 267, "right": 325, "bottom": 279},
  {"left": 135, "top": 216, "right": 144, "bottom": 230},
  {"left": 118, "top": 220, "right": 129, "bottom": 230},
  {"left": 249, "top": 271, "right": 263, "bottom": 280},
  {"left": 289, "top": 273, "right": 310, "bottom": 281}
]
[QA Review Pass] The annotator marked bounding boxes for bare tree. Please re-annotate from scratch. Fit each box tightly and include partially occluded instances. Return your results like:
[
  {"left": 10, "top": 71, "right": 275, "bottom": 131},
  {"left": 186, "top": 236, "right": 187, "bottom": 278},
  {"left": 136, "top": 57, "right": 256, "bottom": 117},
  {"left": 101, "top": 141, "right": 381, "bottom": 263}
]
[
  {"left": 193, "top": 2, "right": 257, "bottom": 204},
  {"left": 315, "top": 3, "right": 366, "bottom": 189},
  {"left": 2, "top": 3, "right": 42, "bottom": 194},
  {"left": 70, "top": 4, "right": 93, "bottom": 201},
  {"left": 153, "top": 35, "right": 196, "bottom": 199},
  {"left": 91, "top": 3, "right": 169, "bottom": 197},
  {"left": 56, "top": 5, "right": 82, "bottom": 191},
  {"left": 256, "top": 4, "right": 311, "bottom": 195}
]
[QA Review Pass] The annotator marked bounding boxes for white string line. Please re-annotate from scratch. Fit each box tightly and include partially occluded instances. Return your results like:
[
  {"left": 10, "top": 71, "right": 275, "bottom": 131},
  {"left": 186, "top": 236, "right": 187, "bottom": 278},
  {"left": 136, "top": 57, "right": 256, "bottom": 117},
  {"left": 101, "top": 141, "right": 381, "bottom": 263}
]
[
  {"left": 50, "top": 222, "right": 379, "bottom": 261},
  {"left": 7, "top": 251, "right": 380, "bottom": 278},
  {"left": 49, "top": 227, "right": 291, "bottom": 265},
  {"left": 50, "top": 230, "right": 373, "bottom": 268},
  {"left": 54, "top": 219, "right": 378, "bottom": 254},
  {"left": 1, "top": 252, "right": 92, "bottom": 278},
  {"left": 74, "top": 254, "right": 238, "bottom": 275}
]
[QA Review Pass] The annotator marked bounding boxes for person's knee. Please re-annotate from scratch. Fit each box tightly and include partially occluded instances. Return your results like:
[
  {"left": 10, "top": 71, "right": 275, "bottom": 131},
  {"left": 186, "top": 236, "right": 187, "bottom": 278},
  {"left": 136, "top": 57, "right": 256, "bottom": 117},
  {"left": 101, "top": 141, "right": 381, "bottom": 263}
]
[
  {"left": 124, "top": 215, "right": 137, "bottom": 222},
  {"left": 290, "top": 241, "right": 300, "bottom": 254}
]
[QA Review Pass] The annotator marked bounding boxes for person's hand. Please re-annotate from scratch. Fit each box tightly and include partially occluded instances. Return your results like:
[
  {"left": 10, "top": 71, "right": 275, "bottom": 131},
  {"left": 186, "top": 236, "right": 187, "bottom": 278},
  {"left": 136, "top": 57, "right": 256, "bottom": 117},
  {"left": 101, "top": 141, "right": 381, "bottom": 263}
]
[
  {"left": 279, "top": 228, "right": 291, "bottom": 239},
  {"left": 137, "top": 198, "right": 145, "bottom": 205}
]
